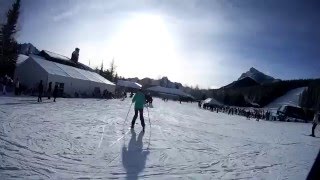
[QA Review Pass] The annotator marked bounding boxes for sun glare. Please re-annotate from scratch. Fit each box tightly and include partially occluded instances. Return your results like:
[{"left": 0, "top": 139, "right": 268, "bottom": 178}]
[{"left": 109, "top": 14, "right": 182, "bottom": 79}]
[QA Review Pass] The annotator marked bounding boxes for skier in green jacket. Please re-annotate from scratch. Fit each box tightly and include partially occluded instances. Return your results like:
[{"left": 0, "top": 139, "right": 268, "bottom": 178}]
[{"left": 131, "top": 89, "right": 146, "bottom": 131}]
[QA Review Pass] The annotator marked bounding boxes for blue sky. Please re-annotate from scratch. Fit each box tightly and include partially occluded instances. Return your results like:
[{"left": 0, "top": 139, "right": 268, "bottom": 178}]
[{"left": 1, "top": 0, "right": 319, "bottom": 88}]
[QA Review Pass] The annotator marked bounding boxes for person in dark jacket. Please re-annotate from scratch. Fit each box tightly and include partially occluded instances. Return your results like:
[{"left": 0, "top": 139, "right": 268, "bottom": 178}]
[
  {"left": 71, "top": 48, "right": 80, "bottom": 63},
  {"left": 311, "top": 111, "right": 319, "bottom": 137},
  {"left": 131, "top": 89, "right": 146, "bottom": 131},
  {"left": 2, "top": 75, "right": 8, "bottom": 95},
  {"left": 53, "top": 84, "right": 58, "bottom": 102},
  {"left": 38, "top": 80, "right": 43, "bottom": 102},
  {"left": 15, "top": 78, "right": 20, "bottom": 95},
  {"left": 145, "top": 93, "right": 153, "bottom": 106},
  {"left": 47, "top": 82, "right": 52, "bottom": 99}
]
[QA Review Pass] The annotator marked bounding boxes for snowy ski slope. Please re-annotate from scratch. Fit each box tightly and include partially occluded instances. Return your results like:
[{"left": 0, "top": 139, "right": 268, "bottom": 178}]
[
  {"left": 265, "top": 87, "right": 306, "bottom": 111},
  {"left": 0, "top": 96, "right": 319, "bottom": 179}
]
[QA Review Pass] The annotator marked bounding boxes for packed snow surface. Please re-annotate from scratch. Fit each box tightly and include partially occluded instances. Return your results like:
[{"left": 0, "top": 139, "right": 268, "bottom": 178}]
[{"left": 0, "top": 96, "right": 319, "bottom": 179}]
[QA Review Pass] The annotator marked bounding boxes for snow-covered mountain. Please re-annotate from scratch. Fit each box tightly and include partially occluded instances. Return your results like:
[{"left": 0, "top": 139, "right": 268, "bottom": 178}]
[
  {"left": 221, "top": 67, "right": 281, "bottom": 89},
  {"left": 18, "top": 43, "right": 40, "bottom": 55},
  {"left": 239, "top": 67, "right": 279, "bottom": 84},
  {"left": 223, "top": 76, "right": 260, "bottom": 89}
]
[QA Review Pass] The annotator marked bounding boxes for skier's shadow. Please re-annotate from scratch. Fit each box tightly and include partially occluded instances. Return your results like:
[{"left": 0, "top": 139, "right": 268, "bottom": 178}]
[{"left": 122, "top": 129, "right": 149, "bottom": 180}]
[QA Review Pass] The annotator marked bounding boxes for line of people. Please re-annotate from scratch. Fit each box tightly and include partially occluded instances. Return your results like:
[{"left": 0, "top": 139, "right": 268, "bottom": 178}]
[
  {"left": 201, "top": 104, "right": 272, "bottom": 121},
  {"left": 200, "top": 102, "right": 319, "bottom": 137}
]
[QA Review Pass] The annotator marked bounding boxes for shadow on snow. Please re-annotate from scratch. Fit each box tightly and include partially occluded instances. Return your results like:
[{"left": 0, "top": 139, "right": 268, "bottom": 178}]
[{"left": 122, "top": 129, "right": 149, "bottom": 180}]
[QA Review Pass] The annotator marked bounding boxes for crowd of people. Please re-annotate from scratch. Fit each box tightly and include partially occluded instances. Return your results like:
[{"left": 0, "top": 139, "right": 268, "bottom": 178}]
[
  {"left": 200, "top": 103, "right": 273, "bottom": 121},
  {"left": 199, "top": 101, "right": 319, "bottom": 137},
  {"left": 1, "top": 75, "right": 25, "bottom": 96},
  {"left": 0, "top": 76, "right": 59, "bottom": 102}
]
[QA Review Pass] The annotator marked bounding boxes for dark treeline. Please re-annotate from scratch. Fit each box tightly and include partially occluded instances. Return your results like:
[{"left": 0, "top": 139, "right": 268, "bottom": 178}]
[
  {"left": 0, "top": 0, "right": 20, "bottom": 77},
  {"left": 300, "top": 80, "right": 320, "bottom": 111},
  {"left": 211, "top": 79, "right": 320, "bottom": 109},
  {"left": 95, "top": 59, "right": 125, "bottom": 83}
]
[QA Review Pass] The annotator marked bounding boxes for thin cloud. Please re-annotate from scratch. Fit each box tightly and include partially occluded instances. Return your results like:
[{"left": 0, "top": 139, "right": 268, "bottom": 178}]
[{"left": 52, "top": 5, "right": 81, "bottom": 22}]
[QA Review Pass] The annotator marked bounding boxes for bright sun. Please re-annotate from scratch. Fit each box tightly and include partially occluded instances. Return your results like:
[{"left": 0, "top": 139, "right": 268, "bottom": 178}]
[{"left": 108, "top": 13, "right": 182, "bottom": 79}]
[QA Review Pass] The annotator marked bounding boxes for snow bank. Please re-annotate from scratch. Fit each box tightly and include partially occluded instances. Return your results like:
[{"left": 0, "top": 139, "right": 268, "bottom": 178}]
[{"left": 0, "top": 96, "right": 319, "bottom": 179}]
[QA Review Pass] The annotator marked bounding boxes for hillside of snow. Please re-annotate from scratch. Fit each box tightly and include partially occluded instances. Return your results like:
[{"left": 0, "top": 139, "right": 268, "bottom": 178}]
[
  {"left": 265, "top": 87, "right": 306, "bottom": 111},
  {"left": 17, "top": 54, "right": 29, "bottom": 65},
  {"left": 0, "top": 96, "right": 319, "bottom": 179}
]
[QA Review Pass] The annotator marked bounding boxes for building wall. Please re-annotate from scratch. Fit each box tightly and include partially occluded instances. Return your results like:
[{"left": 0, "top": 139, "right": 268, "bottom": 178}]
[
  {"left": 14, "top": 58, "right": 48, "bottom": 90},
  {"left": 48, "top": 74, "right": 115, "bottom": 97},
  {"left": 15, "top": 57, "right": 115, "bottom": 97},
  {"left": 48, "top": 74, "right": 89, "bottom": 96}
]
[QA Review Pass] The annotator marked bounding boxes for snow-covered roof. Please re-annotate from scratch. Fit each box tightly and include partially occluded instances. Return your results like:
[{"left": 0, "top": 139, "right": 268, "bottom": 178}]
[
  {"left": 42, "top": 50, "right": 70, "bottom": 61},
  {"left": 17, "top": 54, "right": 29, "bottom": 65},
  {"left": 117, "top": 80, "right": 142, "bottom": 89},
  {"left": 203, "top": 98, "right": 223, "bottom": 106},
  {"left": 29, "top": 55, "right": 114, "bottom": 85},
  {"left": 147, "top": 86, "right": 193, "bottom": 98}
]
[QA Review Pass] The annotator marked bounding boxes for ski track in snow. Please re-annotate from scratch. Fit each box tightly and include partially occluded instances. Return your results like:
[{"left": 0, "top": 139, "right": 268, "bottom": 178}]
[{"left": 0, "top": 96, "right": 319, "bottom": 179}]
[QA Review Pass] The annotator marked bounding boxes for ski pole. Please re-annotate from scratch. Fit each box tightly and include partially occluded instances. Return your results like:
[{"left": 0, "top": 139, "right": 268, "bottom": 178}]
[
  {"left": 147, "top": 107, "right": 151, "bottom": 127},
  {"left": 123, "top": 102, "right": 133, "bottom": 126},
  {"left": 146, "top": 106, "right": 151, "bottom": 150}
]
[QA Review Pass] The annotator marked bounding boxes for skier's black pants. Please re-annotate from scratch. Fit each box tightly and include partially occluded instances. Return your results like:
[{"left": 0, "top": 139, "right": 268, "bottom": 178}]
[
  {"left": 312, "top": 123, "right": 317, "bottom": 136},
  {"left": 131, "top": 109, "right": 145, "bottom": 128},
  {"left": 38, "top": 93, "right": 42, "bottom": 102},
  {"left": 47, "top": 91, "right": 51, "bottom": 99}
]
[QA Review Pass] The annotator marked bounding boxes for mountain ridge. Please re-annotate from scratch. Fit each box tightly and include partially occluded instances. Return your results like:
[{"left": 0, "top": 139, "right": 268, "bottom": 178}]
[{"left": 239, "top": 67, "right": 279, "bottom": 84}]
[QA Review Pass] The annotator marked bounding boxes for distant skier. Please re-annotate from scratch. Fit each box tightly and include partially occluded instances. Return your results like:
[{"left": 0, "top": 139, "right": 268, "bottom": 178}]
[
  {"left": 265, "top": 110, "right": 271, "bottom": 121},
  {"left": 47, "top": 82, "right": 52, "bottom": 99},
  {"left": 310, "top": 111, "right": 319, "bottom": 137},
  {"left": 53, "top": 84, "right": 58, "bottom": 102},
  {"left": 246, "top": 110, "right": 251, "bottom": 119},
  {"left": 15, "top": 78, "right": 20, "bottom": 95},
  {"left": 131, "top": 89, "right": 146, "bottom": 132},
  {"left": 145, "top": 93, "right": 153, "bottom": 106},
  {"left": 2, "top": 75, "right": 8, "bottom": 95},
  {"left": 37, "top": 80, "right": 43, "bottom": 102}
]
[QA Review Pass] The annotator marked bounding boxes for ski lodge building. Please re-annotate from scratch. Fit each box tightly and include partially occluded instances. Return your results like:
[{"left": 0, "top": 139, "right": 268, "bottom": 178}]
[{"left": 15, "top": 51, "right": 115, "bottom": 97}]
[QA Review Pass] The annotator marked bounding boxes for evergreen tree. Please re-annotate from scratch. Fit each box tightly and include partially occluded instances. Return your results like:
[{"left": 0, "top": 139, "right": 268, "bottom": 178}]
[
  {"left": 0, "top": 0, "right": 20, "bottom": 77},
  {"left": 114, "top": 73, "right": 118, "bottom": 83},
  {"left": 109, "top": 59, "right": 116, "bottom": 78},
  {"left": 99, "top": 61, "right": 104, "bottom": 75}
]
